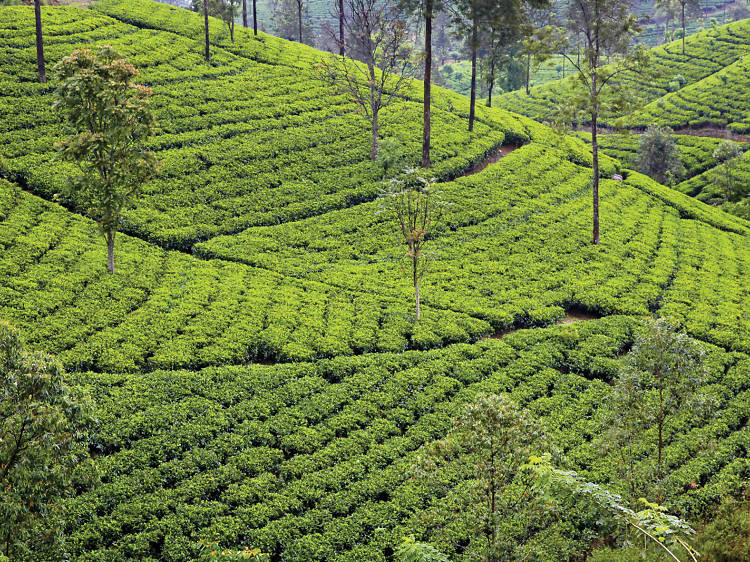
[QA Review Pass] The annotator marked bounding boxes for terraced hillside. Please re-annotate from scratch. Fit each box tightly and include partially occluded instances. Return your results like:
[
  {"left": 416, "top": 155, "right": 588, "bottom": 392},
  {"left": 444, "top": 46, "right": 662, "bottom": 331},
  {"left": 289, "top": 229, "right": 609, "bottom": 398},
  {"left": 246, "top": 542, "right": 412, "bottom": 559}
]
[
  {"left": 573, "top": 131, "right": 746, "bottom": 180},
  {"left": 1, "top": 1, "right": 750, "bottom": 560},
  {"left": 629, "top": 54, "right": 750, "bottom": 133},
  {"left": 496, "top": 18, "right": 750, "bottom": 126}
]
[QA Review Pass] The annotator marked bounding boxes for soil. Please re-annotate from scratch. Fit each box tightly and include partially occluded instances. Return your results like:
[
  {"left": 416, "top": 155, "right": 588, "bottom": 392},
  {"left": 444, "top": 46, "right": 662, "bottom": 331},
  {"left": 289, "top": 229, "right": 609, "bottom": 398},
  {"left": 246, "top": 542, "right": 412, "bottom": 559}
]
[
  {"left": 558, "top": 310, "right": 601, "bottom": 324},
  {"left": 576, "top": 125, "right": 750, "bottom": 143},
  {"left": 479, "top": 309, "right": 602, "bottom": 341},
  {"left": 461, "top": 144, "right": 520, "bottom": 177}
]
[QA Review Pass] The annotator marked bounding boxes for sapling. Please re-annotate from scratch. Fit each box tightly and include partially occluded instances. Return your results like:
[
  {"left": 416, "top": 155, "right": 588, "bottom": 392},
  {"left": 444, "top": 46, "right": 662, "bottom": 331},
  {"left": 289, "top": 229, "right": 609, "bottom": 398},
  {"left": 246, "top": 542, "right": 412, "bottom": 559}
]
[{"left": 377, "top": 169, "right": 445, "bottom": 319}]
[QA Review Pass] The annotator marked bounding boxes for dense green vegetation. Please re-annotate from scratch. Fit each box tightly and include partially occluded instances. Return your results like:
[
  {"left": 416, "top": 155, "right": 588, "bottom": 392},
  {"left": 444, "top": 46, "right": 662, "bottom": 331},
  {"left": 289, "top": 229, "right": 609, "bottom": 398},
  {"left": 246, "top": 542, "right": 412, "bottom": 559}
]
[{"left": 1, "top": 1, "right": 749, "bottom": 560}]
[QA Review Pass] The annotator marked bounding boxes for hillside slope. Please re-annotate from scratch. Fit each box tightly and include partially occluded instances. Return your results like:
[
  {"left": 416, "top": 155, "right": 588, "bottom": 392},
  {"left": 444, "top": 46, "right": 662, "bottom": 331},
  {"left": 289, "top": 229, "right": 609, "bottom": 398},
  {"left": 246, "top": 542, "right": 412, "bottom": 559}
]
[
  {"left": 1, "top": 1, "right": 749, "bottom": 560},
  {"left": 495, "top": 18, "right": 750, "bottom": 126}
]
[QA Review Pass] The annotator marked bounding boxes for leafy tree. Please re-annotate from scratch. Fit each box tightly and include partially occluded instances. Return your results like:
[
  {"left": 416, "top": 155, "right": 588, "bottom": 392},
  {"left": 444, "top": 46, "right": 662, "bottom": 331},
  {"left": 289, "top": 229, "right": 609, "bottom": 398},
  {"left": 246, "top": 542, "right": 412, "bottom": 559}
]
[
  {"left": 413, "top": 394, "right": 549, "bottom": 559},
  {"left": 535, "top": 0, "right": 649, "bottom": 245},
  {"left": 1, "top": 320, "right": 96, "bottom": 561},
  {"left": 378, "top": 169, "right": 445, "bottom": 319},
  {"left": 449, "top": 0, "right": 548, "bottom": 132},
  {"left": 635, "top": 125, "right": 684, "bottom": 185},
  {"left": 34, "top": 0, "right": 46, "bottom": 83},
  {"left": 53, "top": 46, "right": 158, "bottom": 275},
  {"left": 318, "top": 0, "right": 414, "bottom": 160},
  {"left": 712, "top": 140, "right": 744, "bottom": 202},
  {"left": 598, "top": 318, "right": 711, "bottom": 505}
]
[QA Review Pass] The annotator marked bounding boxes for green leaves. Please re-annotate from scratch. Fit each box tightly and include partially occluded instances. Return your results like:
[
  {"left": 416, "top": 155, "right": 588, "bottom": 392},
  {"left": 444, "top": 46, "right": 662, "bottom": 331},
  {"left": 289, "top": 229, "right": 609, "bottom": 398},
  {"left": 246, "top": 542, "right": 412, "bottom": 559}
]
[{"left": 0, "top": 320, "right": 96, "bottom": 561}]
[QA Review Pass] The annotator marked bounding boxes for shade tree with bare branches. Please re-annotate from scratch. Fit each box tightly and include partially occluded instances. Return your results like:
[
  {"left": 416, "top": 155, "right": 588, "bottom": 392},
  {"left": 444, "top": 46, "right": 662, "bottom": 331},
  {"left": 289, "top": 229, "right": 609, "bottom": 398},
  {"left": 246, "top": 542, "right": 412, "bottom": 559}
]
[{"left": 317, "top": 0, "right": 414, "bottom": 160}]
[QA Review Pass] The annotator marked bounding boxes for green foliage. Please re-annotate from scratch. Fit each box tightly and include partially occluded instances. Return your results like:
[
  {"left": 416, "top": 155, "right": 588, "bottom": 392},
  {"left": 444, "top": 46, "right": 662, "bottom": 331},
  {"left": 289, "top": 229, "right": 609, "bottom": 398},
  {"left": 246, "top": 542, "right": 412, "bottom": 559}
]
[
  {"left": 527, "top": 456, "right": 699, "bottom": 561},
  {"left": 635, "top": 125, "right": 685, "bottom": 185},
  {"left": 395, "top": 536, "right": 450, "bottom": 562},
  {"left": 497, "top": 19, "right": 750, "bottom": 127},
  {"left": 0, "top": 320, "right": 96, "bottom": 561},
  {"left": 711, "top": 140, "right": 745, "bottom": 201},
  {"left": 412, "top": 394, "right": 548, "bottom": 560},
  {"left": 694, "top": 492, "right": 750, "bottom": 561},
  {"left": 195, "top": 540, "right": 269, "bottom": 561}
]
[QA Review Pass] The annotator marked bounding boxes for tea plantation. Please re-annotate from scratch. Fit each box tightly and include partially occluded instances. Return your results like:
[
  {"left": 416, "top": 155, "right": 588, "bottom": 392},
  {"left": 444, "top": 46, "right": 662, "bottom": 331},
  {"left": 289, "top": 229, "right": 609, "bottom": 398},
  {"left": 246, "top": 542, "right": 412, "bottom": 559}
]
[
  {"left": 496, "top": 18, "right": 750, "bottom": 127},
  {"left": 1, "top": 1, "right": 750, "bottom": 560}
]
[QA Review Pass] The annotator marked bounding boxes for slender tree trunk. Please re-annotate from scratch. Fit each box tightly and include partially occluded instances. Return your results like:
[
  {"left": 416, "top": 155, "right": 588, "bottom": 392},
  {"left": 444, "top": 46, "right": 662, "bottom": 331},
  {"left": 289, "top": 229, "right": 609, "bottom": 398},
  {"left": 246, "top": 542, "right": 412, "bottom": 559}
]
[
  {"left": 413, "top": 253, "right": 420, "bottom": 319},
  {"left": 591, "top": 107, "right": 600, "bottom": 245},
  {"left": 562, "top": 55, "right": 565, "bottom": 78},
  {"left": 682, "top": 2, "right": 686, "bottom": 55},
  {"left": 658, "top": 384, "right": 664, "bottom": 504},
  {"left": 525, "top": 52, "right": 531, "bottom": 95},
  {"left": 203, "top": 0, "right": 210, "bottom": 62},
  {"left": 338, "top": 0, "right": 345, "bottom": 55},
  {"left": 243, "top": 0, "right": 248, "bottom": 27},
  {"left": 487, "top": 64, "right": 494, "bottom": 108},
  {"left": 230, "top": 19, "right": 235, "bottom": 43},
  {"left": 34, "top": 0, "right": 46, "bottom": 84},
  {"left": 422, "top": 0, "right": 433, "bottom": 169},
  {"left": 468, "top": 18, "right": 477, "bottom": 132},
  {"left": 106, "top": 230, "right": 116, "bottom": 275},
  {"left": 253, "top": 0, "right": 258, "bottom": 35},
  {"left": 298, "top": 1, "right": 303, "bottom": 43}
]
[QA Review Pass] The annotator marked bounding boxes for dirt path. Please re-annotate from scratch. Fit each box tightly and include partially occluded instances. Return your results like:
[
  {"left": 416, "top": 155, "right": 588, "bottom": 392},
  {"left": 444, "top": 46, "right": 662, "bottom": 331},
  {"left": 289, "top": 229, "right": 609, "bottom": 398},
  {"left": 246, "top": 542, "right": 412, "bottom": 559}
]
[
  {"left": 461, "top": 144, "right": 520, "bottom": 177},
  {"left": 576, "top": 125, "right": 750, "bottom": 143},
  {"left": 671, "top": 126, "right": 750, "bottom": 143},
  {"left": 480, "top": 309, "right": 602, "bottom": 341}
]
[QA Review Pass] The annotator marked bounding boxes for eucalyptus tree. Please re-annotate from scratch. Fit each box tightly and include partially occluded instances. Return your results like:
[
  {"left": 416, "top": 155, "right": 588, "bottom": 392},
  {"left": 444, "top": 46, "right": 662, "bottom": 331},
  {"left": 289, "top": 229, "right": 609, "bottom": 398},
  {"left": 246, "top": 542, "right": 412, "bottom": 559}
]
[
  {"left": 399, "top": 0, "right": 446, "bottom": 168},
  {"left": 533, "top": 0, "right": 649, "bottom": 244},
  {"left": 34, "top": 0, "right": 46, "bottom": 83}
]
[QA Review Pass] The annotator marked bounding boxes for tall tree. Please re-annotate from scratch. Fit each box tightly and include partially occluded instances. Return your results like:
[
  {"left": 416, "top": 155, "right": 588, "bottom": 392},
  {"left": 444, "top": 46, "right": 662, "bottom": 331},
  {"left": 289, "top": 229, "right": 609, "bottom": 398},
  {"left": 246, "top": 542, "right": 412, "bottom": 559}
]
[
  {"left": 203, "top": 0, "right": 211, "bottom": 61},
  {"left": 677, "top": 0, "right": 700, "bottom": 54},
  {"left": 338, "top": 0, "right": 345, "bottom": 55},
  {"left": 400, "top": 0, "right": 444, "bottom": 168},
  {"left": 253, "top": 0, "right": 258, "bottom": 35},
  {"left": 1, "top": 320, "right": 96, "bottom": 560},
  {"left": 54, "top": 46, "right": 159, "bottom": 274},
  {"left": 535, "top": 0, "right": 648, "bottom": 244},
  {"left": 243, "top": 0, "right": 248, "bottom": 27},
  {"left": 318, "top": 0, "right": 414, "bottom": 160},
  {"left": 34, "top": 0, "right": 46, "bottom": 83},
  {"left": 296, "top": 0, "right": 304, "bottom": 42},
  {"left": 450, "top": 0, "right": 548, "bottom": 131}
]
